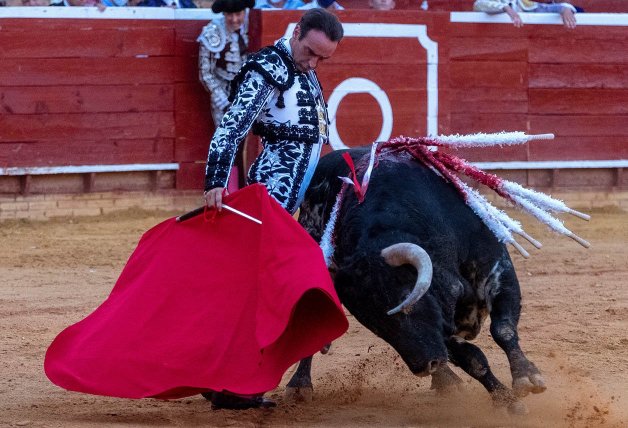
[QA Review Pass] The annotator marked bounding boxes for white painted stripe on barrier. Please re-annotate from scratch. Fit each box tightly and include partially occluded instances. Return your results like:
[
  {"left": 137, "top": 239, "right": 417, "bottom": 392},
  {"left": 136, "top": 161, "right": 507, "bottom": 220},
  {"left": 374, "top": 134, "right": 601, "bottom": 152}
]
[
  {"left": 451, "top": 12, "right": 628, "bottom": 26},
  {"left": 0, "top": 6, "right": 219, "bottom": 20},
  {"left": 1, "top": 160, "right": 623, "bottom": 176},
  {"left": 471, "top": 160, "right": 628, "bottom": 170},
  {"left": 174, "top": 8, "right": 220, "bottom": 20},
  {"left": 0, "top": 163, "right": 179, "bottom": 176}
]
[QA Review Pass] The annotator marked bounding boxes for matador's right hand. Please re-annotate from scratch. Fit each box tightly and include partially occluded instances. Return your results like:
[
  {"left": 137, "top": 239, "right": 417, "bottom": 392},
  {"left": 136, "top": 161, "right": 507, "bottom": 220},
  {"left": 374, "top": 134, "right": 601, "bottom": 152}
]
[{"left": 204, "top": 187, "right": 228, "bottom": 211}]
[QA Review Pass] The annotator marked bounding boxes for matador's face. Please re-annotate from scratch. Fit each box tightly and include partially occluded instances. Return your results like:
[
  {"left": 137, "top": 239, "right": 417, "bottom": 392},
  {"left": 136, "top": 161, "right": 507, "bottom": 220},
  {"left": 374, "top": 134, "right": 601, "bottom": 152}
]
[
  {"left": 224, "top": 11, "right": 246, "bottom": 32},
  {"left": 290, "top": 25, "right": 338, "bottom": 73}
]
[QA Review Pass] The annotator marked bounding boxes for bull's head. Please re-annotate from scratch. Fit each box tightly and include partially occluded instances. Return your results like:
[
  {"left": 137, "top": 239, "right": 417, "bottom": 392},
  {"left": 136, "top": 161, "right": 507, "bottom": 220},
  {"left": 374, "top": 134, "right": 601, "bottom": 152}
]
[{"left": 381, "top": 243, "right": 447, "bottom": 377}]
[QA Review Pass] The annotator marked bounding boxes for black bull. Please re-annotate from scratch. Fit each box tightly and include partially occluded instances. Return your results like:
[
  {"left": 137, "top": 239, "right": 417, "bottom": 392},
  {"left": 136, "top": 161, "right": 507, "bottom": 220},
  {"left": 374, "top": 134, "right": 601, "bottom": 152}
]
[{"left": 287, "top": 147, "right": 546, "bottom": 414}]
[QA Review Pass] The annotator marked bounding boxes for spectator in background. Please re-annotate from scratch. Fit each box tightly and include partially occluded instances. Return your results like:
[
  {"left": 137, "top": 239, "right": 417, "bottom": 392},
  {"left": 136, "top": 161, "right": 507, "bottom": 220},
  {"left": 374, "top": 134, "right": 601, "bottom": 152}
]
[
  {"left": 198, "top": 0, "right": 254, "bottom": 126},
  {"left": 255, "top": 0, "right": 341, "bottom": 9},
  {"left": 301, "top": 0, "right": 343, "bottom": 10},
  {"left": 255, "top": 0, "right": 303, "bottom": 8},
  {"left": 50, "top": 0, "right": 102, "bottom": 5},
  {"left": 99, "top": 0, "right": 143, "bottom": 6},
  {"left": 135, "top": 0, "right": 196, "bottom": 7},
  {"left": 369, "top": 0, "right": 394, "bottom": 10},
  {"left": 48, "top": 0, "right": 130, "bottom": 6},
  {"left": 474, "top": 0, "right": 577, "bottom": 29}
]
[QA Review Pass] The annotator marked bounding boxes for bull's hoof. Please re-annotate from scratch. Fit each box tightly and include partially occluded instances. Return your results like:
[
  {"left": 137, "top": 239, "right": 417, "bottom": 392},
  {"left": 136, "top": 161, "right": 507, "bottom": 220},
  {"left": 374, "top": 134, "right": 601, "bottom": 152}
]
[
  {"left": 513, "top": 373, "right": 547, "bottom": 397},
  {"left": 430, "top": 366, "right": 464, "bottom": 395},
  {"left": 285, "top": 386, "right": 313, "bottom": 403},
  {"left": 507, "top": 400, "right": 529, "bottom": 415},
  {"left": 320, "top": 343, "right": 332, "bottom": 354}
]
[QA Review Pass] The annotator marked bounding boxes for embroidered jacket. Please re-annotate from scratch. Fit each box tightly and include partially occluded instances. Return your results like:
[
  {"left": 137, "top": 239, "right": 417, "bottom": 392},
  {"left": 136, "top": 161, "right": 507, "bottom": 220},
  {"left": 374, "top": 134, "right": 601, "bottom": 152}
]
[
  {"left": 198, "top": 17, "right": 249, "bottom": 126},
  {"left": 205, "top": 39, "right": 330, "bottom": 213}
]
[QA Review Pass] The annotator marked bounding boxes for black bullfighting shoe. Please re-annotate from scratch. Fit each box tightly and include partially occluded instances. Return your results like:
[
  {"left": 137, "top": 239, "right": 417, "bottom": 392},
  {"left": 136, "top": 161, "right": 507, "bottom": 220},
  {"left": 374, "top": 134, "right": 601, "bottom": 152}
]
[{"left": 205, "top": 392, "right": 277, "bottom": 410}]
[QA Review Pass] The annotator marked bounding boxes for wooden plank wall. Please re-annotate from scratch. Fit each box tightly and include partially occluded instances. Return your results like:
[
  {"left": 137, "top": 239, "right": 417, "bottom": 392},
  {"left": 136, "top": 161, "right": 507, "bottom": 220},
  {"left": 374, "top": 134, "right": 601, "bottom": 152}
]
[
  {"left": 0, "top": 11, "right": 626, "bottom": 192},
  {"left": 0, "top": 19, "right": 177, "bottom": 167},
  {"left": 448, "top": 20, "right": 628, "bottom": 187},
  {"left": 174, "top": 19, "right": 215, "bottom": 189},
  {"left": 0, "top": 16, "right": 212, "bottom": 191}
]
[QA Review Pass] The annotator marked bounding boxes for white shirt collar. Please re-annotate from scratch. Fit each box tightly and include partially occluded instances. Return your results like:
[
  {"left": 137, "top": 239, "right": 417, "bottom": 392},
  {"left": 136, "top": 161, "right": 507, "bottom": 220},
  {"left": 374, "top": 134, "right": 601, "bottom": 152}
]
[{"left": 279, "top": 37, "right": 292, "bottom": 56}]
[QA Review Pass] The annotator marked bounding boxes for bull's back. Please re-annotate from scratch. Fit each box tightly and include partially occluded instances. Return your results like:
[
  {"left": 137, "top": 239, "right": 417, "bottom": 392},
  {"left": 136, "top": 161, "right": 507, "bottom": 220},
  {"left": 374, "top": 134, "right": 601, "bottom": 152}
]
[
  {"left": 347, "top": 154, "right": 497, "bottom": 259},
  {"left": 307, "top": 148, "right": 503, "bottom": 262}
]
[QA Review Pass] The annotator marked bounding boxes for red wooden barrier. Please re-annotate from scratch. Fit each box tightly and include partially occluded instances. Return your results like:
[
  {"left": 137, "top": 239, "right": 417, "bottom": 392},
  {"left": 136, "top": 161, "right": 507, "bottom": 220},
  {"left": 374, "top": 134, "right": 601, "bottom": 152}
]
[
  {"left": 350, "top": 0, "right": 628, "bottom": 13},
  {"left": 0, "top": 8, "right": 626, "bottom": 193}
]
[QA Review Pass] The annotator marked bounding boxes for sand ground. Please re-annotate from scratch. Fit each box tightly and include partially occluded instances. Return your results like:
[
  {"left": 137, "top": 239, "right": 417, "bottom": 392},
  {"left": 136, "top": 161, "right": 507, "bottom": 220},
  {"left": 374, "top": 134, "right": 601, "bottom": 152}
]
[{"left": 1, "top": 206, "right": 626, "bottom": 427}]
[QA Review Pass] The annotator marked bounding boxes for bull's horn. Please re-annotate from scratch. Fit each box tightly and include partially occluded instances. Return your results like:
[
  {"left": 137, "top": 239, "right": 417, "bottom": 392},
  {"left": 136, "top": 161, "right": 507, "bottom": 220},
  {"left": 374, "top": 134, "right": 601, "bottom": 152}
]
[{"left": 381, "top": 243, "right": 433, "bottom": 316}]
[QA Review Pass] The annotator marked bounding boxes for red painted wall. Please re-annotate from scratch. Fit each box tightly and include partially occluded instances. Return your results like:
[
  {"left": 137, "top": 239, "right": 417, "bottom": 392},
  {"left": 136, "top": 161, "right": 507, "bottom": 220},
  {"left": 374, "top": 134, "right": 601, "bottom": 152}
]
[
  {"left": 0, "top": 18, "right": 178, "bottom": 166},
  {"left": 254, "top": 11, "right": 628, "bottom": 171},
  {"left": 0, "top": 10, "right": 626, "bottom": 191},
  {"left": 447, "top": 19, "right": 628, "bottom": 165}
]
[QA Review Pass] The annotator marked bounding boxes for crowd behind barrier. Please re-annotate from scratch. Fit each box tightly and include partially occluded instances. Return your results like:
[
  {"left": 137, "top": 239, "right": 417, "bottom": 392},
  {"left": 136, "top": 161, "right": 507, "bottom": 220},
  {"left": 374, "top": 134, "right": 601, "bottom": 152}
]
[
  {"left": 0, "top": 0, "right": 628, "bottom": 15},
  {"left": 1, "top": 0, "right": 626, "bottom": 13},
  {"left": 0, "top": 0, "right": 343, "bottom": 8}
]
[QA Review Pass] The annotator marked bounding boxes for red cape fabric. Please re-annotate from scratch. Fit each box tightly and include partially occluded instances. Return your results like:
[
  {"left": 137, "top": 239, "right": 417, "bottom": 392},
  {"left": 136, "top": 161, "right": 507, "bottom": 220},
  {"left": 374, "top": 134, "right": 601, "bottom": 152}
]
[{"left": 44, "top": 184, "right": 348, "bottom": 399}]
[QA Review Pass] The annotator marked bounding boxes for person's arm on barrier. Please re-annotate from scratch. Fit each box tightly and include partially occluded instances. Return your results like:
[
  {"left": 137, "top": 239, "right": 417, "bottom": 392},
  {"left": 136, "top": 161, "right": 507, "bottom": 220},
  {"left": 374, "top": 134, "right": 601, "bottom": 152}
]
[
  {"left": 560, "top": 3, "right": 577, "bottom": 29},
  {"left": 473, "top": 0, "right": 523, "bottom": 28}
]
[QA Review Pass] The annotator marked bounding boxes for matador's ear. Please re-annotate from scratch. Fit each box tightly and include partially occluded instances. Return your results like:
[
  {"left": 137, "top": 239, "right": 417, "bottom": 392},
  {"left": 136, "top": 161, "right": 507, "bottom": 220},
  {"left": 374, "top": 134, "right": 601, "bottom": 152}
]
[{"left": 292, "top": 24, "right": 301, "bottom": 40}]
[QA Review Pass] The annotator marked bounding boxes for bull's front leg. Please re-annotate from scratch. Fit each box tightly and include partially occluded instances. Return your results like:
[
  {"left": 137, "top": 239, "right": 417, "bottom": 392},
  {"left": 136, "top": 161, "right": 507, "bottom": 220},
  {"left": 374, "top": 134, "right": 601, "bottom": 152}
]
[
  {"left": 430, "top": 364, "right": 464, "bottom": 394},
  {"left": 489, "top": 267, "right": 546, "bottom": 398},
  {"left": 447, "top": 336, "right": 528, "bottom": 415},
  {"left": 285, "top": 356, "right": 313, "bottom": 402}
]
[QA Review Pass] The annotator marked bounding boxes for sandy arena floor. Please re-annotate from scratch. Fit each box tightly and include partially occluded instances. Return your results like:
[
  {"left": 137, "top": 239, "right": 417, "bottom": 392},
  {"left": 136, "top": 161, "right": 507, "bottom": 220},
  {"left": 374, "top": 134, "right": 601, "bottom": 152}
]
[{"left": 0, "top": 206, "right": 626, "bottom": 427}]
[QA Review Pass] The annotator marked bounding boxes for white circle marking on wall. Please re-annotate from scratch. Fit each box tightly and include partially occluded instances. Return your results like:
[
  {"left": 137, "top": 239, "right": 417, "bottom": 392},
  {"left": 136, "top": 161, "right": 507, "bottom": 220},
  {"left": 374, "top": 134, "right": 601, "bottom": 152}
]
[{"left": 327, "top": 78, "right": 393, "bottom": 150}]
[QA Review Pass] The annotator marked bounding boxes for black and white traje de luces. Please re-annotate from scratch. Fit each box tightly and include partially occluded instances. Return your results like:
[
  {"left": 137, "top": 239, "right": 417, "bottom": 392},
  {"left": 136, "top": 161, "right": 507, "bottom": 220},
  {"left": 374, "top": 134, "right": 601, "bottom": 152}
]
[{"left": 205, "top": 37, "right": 330, "bottom": 214}]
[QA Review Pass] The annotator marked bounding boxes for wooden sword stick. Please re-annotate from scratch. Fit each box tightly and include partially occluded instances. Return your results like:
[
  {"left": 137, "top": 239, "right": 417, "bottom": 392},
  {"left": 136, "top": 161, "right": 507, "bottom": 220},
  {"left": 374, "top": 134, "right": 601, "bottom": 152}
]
[{"left": 176, "top": 205, "right": 262, "bottom": 225}]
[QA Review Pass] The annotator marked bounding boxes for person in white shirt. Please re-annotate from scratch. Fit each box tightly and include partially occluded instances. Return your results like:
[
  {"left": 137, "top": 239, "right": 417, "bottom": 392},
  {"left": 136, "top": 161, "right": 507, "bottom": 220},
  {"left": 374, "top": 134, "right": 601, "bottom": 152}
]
[{"left": 474, "top": 0, "right": 577, "bottom": 29}]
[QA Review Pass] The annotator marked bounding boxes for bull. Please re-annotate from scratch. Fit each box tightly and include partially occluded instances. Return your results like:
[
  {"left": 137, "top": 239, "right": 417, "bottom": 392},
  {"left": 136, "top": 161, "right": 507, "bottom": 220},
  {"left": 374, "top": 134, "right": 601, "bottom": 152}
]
[{"left": 286, "top": 146, "right": 547, "bottom": 414}]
